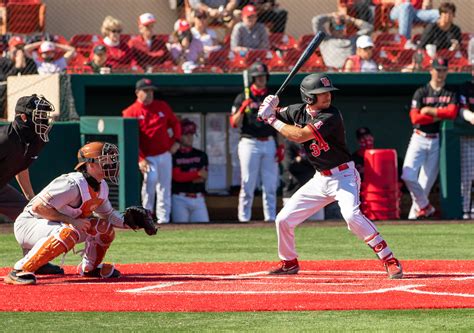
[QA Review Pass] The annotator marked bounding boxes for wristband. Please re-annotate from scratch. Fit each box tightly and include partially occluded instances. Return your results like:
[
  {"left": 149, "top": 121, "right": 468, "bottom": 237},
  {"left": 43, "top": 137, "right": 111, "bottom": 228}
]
[{"left": 270, "top": 119, "right": 285, "bottom": 132}]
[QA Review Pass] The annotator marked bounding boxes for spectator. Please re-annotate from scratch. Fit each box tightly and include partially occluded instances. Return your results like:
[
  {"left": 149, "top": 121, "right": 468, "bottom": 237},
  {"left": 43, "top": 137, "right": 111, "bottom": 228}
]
[
  {"left": 343, "top": 35, "right": 378, "bottom": 72},
  {"left": 122, "top": 78, "right": 181, "bottom": 224},
  {"left": 169, "top": 19, "right": 205, "bottom": 71},
  {"left": 251, "top": 0, "right": 289, "bottom": 33},
  {"left": 129, "top": 13, "right": 170, "bottom": 71},
  {"left": 348, "top": 0, "right": 374, "bottom": 24},
  {"left": 86, "top": 45, "right": 111, "bottom": 74},
  {"left": 95, "top": 16, "right": 133, "bottom": 68},
  {"left": 24, "top": 41, "right": 75, "bottom": 75},
  {"left": 351, "top": 127, "right": 374, "bottom": 180},
  {"left": 312, "top": 11, "right": 373, "bottom": 70},
  {"left": 0, "top": 95, "right": 63, "bottom": 275},
  {"left": 172, "top": 118, "right": 210, "bottom": 223},
  {"left": 281, "top": 140, "right": 324, "bottom": 221},
  {"left": 401, "top": 57, "right": 458, "bottom": 219},
  {"left": 0, "top": 36, "right": 37, "bottom": 116},
  {"left": 188, "top": 0, "right": 240, "bottom": 31},
  {"left": 230, "top": 62, "right": 278, "bottom": 222},
  {"left": 191, "top": 10, "right": 222, "bottom": 58},
  {"left": 418, "top": 2, "right": 461, "bottom": 52},
  {"left": 387, "top": 0, "right": 439, "bottom": 49},
  {"left": 231, "top": 4, "right": 270, "bottom": 55}
]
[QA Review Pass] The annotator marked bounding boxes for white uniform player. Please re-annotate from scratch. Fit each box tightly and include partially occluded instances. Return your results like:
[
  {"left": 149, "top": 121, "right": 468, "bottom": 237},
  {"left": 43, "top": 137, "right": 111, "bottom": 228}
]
[
  {"left": 258, "top": 73, "right": 403, "bottom": 279},
  {"left": 401, "top": 57, "right": 458, "bottom": 219},
  {"left": 230, "top": 62, "right": 279, "bottom": 222},
  {"left": 4, "top": 142, "right": 127, "bottom": 285}
]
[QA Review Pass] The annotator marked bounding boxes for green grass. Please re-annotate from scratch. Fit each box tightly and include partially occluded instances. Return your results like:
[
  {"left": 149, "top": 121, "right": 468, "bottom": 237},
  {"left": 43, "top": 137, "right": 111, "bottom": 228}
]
[{"left": 1, "top": 222, "right": 474, "bottom": 331}]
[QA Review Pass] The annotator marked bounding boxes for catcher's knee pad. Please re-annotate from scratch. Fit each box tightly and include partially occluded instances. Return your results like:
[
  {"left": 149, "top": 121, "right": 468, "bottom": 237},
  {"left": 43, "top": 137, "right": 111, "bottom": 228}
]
[
  {"left": 21, "top": 226, "right": 79, "bottom": 272},
  {"left": 88, "top": 218, "right": 115, "bottom": 245},
  {"left": 365, "top": 233, "right": 393, "bottom": 261},
  {"left": 82, "top": 218, "right": 115, "bottom": 272}
]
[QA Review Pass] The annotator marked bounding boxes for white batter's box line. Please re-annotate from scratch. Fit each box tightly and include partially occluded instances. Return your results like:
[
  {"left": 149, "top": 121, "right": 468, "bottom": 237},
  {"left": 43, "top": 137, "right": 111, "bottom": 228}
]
[
  {"left": 404, "top": 288, "right": 474, "bottom": 298},
  {"left": 118, "top": 282, "right": 185, "bottom": 293},
  {"left": 452, "top": 276, "right": 474, "bottom": 281}
]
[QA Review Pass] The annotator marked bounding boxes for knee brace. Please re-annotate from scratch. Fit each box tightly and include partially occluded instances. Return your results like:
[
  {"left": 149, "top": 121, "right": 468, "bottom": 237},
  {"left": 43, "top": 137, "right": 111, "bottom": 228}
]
[{"left": 21, "top": 226, "right": 79, "bottom": 272}]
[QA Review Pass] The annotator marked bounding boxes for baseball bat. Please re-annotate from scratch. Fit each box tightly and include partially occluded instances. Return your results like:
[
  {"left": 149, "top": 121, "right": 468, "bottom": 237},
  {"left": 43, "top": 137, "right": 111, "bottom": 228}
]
[
  {"left": 243, "top": 69, "right": 250, "bottom": 113},
  {"left": 274, "top": 31, "right": 326, "bottom": 98}
]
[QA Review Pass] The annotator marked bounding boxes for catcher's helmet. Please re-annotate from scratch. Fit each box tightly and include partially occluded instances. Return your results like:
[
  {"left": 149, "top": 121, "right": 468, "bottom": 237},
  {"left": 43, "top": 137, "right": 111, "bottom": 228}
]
[
  {"left": 248, "top": 61, "right": 269, "bottom": 82},
  {"left": 181, "top": 118, "right": 197, "bottom": 135},
  {"left": 15, "top": 94, "right": 55, "bottom": 142},
  {"left": 74, "top": 142, "right": 120, "bottom": 184},
  {"left": 300, "top": 73, "right": 338, "bottom": 105}
]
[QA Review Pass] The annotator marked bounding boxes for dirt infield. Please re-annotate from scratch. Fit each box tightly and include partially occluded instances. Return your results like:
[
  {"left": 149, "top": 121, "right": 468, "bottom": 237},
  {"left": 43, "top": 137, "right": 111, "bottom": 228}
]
[{"left": 1, "top": 260, "right": 473, "bottom": 312}]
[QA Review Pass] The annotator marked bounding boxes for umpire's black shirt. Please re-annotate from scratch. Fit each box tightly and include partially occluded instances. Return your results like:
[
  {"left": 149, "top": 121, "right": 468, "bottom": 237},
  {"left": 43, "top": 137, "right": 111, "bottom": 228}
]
[{"left": 0, "top": 116, "right": 45, "bottom": 188}]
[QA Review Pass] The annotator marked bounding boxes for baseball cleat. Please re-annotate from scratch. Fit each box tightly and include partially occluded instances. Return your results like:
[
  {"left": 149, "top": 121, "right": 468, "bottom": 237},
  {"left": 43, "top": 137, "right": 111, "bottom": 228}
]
[
  {"left": 384, "top": 258, "right": 403, "bottom": 279},
  {"left": 35, "top": 262, "right": 64, "bottom": 275},
  {"left": 81, "top": 263, "right": 121, "bottom": 278},
  {"left": 4, "top": 270, "right": 37, "bottom": 285},
  {"left": 269, "top": 259, "right": 300, "bottom": 275},
  {"left": 416, "top": 204, "right": 435, "bottom": 220}
]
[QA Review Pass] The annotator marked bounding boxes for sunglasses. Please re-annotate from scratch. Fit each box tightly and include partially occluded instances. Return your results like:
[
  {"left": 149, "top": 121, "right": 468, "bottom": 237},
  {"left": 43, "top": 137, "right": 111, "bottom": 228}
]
[{"left": 109, "top": 29, "right": 122, "bottom": 34}]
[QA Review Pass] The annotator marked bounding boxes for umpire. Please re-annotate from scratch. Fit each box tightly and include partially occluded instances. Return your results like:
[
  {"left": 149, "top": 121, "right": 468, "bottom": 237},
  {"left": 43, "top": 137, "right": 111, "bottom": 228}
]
[{"left": 0, "top": 94, "right": 62, "bottom": 275}]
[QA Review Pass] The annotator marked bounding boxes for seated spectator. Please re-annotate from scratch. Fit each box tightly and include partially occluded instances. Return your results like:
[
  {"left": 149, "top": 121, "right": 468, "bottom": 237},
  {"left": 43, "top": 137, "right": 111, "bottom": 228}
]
[
  {"left": 188, "top": 0, "right": 240, "bottom": 31},
  {"left": 172, "top": 118, "right": 210, "bottom": 223},
  {"left": 312, "top": 11, "right": 373, "bottom": 70},
  {"left": 24, "top": 41, "right": 76, "bottom": 75},
  {"left": 169, "top": 19, "right": 205, "bottom": 71},
  {"left": 418, "top": 2, "right": 461, "bottom": 52},
  {"left": 344, "top": 35, "right": 378, "bottom": 72},
  {"left": 387, "top": 0, "right": 439, "bottom": 49},
  {"left": 191, "top": 10, "right": 222, "bottom": 58},
  {"left": 231, "top": 4, "right": 270, "bottom": 55},
  {"left": 251, "top": 0, "right": 289, "bottom": 33},
  {"left": 94, "top": 16, "right": 133, "bottom": 68},
  {"left": 86, "top": 45, "right": 111, "bottom": 74},
  {"left": 129, "top": 13, "right": 170, "bottom": 71}
]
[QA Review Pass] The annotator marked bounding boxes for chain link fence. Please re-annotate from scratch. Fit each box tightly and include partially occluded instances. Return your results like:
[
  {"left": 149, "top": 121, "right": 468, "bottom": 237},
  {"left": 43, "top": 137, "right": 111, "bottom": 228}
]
[{"left": 0, "top": 0, "right": 472, "bottom": 77}]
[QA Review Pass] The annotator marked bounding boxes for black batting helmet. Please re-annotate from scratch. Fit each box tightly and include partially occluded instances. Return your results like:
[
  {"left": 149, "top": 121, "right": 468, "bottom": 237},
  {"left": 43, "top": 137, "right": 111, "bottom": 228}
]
[
  {"left": 181, "top": 118, "right": 197, "bottom": 135},
  {"left": 248, "top": 62, "right": 269, "bottom": 82},
  {"left": 300, "top": 73, "right": 338, "bottom": 105}
]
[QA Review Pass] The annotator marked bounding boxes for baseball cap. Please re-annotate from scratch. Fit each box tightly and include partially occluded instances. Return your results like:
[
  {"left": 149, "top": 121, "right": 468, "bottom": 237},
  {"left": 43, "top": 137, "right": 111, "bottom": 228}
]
[
  {"left": 242, "top": 5, "right": 257, "bottom": 17},
  {"left": 356, "top": 35, "right": 374, "bottom": 49},
  {"left": 135, "top": 78, "right": 157, "bottom": 91},
  {"left": 9, "top": 36, "right": 25, "bottom": 48},
  {"left": 175, "top": 19, "right": 191, "bottom": 32},
  {"left": 93, "top": 44, "right": 106, "bottom": 55},
  {"left": 432, "top": 57, "right": 449, "bottom": 70},
  {"left": 356, "top": 127, "right": 372, "bottom": 139},
  {"left": 39, "top": 41, "right": 55, "bottom": 54},
  {"left": 15, "top": 94, "right": 53, "bottom": 115},
  {"left": 139, "top": 13, "right": 156, "bottom": 26}
]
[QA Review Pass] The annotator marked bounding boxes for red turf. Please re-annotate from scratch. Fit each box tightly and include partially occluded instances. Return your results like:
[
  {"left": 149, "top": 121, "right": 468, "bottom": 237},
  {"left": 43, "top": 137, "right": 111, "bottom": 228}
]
[{"left": 1, "top": 260, "right": 473, "bottom": 312}]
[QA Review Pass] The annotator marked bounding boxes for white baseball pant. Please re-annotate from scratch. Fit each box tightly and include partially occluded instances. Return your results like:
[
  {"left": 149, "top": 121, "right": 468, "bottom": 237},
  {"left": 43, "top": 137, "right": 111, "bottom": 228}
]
[
  {"left": 142, "top": 151, "right": 172, "bottom": 223},
  {"left": 172, "top": 193, "right": 210, "bottom": 223},
  {"left": 275, "top": 162, "right": 379, "bottom": 260},
  {"left": 401, "top": 131, "right": 439, "bottom": 219},
  {"left": 238, "top": 137, "right": 278, "bottom": 222}
]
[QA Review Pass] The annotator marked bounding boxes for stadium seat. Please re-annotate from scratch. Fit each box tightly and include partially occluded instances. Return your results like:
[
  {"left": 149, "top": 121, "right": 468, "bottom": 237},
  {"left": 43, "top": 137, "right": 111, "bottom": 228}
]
[
  {"left": 244, "top": 49, "right": 273, "bottom": 66},
  {"left": 297, "top": 34, "right": 315, "bottom": 51},
  {"left": 269, "top": 33, "right": 297, "bottom": 52},
  {"left": 6, "top": 2, "right": 45, "bottom": 34},
  {"left": 69, "top": 34, "right": 102, "bottom": 57},
  {"left": 375, "top": 32, "right": 406, "bottom": 48},
  {"left": 191, "top": 65, "right": 224, "bottom": 73},
  {"left": 207, "top": 49, "right": 231, "bottom": 71},
  {"left": 66, "top": 65, "right": 93, "bottom": 74},
  {"left": 151, "top": 62, "right": 183, "bottom": 73}
]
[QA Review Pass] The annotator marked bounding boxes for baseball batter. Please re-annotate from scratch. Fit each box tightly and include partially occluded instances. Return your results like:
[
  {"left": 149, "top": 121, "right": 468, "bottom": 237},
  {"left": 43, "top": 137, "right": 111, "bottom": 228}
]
[
  {"left": 401, "top": 57, "right": 458, "bottom": 219},
  {"left": 230, "top": 62, "right": 279, "bottom": 222},
  {"left": 171, "top": 118, "right": 210, "bottom": 223},
  {"left": 5, "top": 142, "right": 127, "bottom": 285},
  {"left": 258, "top": 73, "right": 403, "bottom": 279}
]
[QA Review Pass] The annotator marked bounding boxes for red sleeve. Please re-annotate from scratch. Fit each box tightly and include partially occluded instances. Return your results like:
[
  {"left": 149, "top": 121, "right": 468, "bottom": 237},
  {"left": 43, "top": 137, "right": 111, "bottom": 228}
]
[
  {"left": 163, "top": 102, "right": 181, "bottom": 141},
  {"left": 436, "top": 104, "right": 458, "bottom": 120},
  {"left": 173, "top": 167, "right": 200, "bottom": 182},
  {"left": 229, "top": 114, "right": 237, "bottom": 128},
  {"left": 409, "top": 108, "right": 435, "bottom": 125}
]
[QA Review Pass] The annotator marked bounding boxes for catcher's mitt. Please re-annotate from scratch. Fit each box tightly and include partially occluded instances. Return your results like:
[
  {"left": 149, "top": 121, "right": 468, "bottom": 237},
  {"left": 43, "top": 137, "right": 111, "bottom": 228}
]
[{"left": 123, "top": 206, "right": 157, "bottom": 236}]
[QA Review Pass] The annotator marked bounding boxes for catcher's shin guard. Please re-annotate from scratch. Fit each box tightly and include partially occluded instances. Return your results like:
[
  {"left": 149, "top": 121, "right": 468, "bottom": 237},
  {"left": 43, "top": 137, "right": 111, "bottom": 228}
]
[
  {"left": 79, "top": 218, "right": 115, "bottom": 274},
  {"left": 16, "top": 227, "right": 79, "bottom": 273},
  {"left": 365, "top": 233, "right": 393, "bottom": 261}
]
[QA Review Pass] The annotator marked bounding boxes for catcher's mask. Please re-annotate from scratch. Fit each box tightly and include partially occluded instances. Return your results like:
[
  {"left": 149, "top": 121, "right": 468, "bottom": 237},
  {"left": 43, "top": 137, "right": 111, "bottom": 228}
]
[
  {"left": 15, "top": 94, "right": 55, "bottom": 142},
  {"left": 300, "top": 73, "right": 338, "bottom": 105},
  {"left": 75, "top": 142, "right": 120, "bottom": 184}
]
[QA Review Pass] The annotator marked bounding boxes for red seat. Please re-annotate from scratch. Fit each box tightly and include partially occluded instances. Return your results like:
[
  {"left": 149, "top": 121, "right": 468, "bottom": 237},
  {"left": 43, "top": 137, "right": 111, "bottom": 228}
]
[
  {"left": 244, "top": 49, "right": 273, "bottom": 66},
  {"left": 207, "top": 49, "right": 231, "bottom": 70},
  {"left": 191, "top": 65, "right": 224, "bottom": 73},
  {"left": 300, "top": 54, "right": 326, "bottom": 72},
  {"left": 69, "top": 34, "right": 102, "bottom": 57},
  {"left": 6, "top": 3, "right": 45, "bottom": 34},
  {"left": 152, "top": 63, "right": 183, "bottom": 73},
  {"left": 269, "top": 33, "right": 297, "bottom": 52},
  {"left": 66, "top": 65, "right": 93, "bottom": 74},
  {"left": 297, "top": 34, "right": 315, "bottom": 51},
  {"left": 375, "top": 32, "right": 406, "bottom": 48}
]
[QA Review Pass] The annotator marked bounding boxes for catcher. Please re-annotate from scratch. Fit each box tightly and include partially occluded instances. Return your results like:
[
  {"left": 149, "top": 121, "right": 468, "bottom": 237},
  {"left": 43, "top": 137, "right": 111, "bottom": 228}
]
[{"left": 4, "top": 141, "right": 157, "bottom": 285}]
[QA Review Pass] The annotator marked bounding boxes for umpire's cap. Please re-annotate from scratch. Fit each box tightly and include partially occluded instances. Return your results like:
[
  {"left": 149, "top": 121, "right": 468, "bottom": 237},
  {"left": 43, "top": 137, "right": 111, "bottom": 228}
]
[
  {"left": 15, "top": 94, "right": 54, "bottom": 115},
  {"left": 300, "top": 73, "right": 339, "bottom": 95}
]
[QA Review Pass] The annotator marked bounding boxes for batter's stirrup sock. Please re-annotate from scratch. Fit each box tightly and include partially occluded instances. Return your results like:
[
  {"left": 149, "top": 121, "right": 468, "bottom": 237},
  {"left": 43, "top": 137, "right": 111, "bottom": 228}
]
[{"left": 365, "top": 233, "right": 393, "bottom": 261}]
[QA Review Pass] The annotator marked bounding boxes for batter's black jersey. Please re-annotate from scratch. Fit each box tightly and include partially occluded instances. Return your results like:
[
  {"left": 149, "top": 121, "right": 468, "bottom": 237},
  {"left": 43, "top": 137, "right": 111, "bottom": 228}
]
[
  {"left": 172, "top": 148, "right": 208, "bottom": 194},
  {"left": 277, "top": 103, "right": 351, "bottom": 171},
  {"left": 232, "top": 91, "right": 277, "bottom": 139},
  {"left": 459, "top": 81, "right": 474, "bottom": 111},
  {"left": 411, "top": 84, "right": 457, "bottom": 133}
]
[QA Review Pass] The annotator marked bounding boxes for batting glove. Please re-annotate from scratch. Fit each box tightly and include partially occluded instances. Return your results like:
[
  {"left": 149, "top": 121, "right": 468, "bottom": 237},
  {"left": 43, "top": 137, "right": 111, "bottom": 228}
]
[
  {"left": 263, "top": 95, "right": 279, "bottom": 109},
  {"left": 258, "top": 103, "right": 276, "bottom": 121}
]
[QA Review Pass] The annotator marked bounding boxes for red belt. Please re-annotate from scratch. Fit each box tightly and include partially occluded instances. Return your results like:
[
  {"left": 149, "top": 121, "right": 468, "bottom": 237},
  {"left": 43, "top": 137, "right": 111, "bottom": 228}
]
[
  {"left": 320, "top": 163, "right": 350, "bottom": 176},
  {"left": 179, "top": 192, "right": 202, "bottom": 198},
  {"left": 415, "top": 129, "right": 438, "bottom": 139},
  {"left": 256, "top": 137, "right": 270, "bottom": 141}
]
